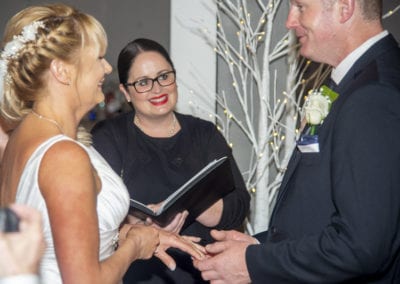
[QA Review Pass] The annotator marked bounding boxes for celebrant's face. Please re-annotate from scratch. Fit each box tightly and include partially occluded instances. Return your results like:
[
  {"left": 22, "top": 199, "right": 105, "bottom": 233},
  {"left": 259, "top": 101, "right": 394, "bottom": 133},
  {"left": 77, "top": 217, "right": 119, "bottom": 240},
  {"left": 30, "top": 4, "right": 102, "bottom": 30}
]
[
  {"left": 286, "top": 0, "right": 339, "bottom": 66},
  {"left": 121, "top": 51, "right": 178, "bottom": 119}
]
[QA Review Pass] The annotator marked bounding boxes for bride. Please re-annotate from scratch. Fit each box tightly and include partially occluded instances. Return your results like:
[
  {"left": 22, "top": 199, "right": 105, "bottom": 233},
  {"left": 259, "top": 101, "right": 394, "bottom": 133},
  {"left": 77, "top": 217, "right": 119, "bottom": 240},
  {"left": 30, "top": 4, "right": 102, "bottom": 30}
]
[{"left": 0, "top": 4, "right": 204, "bottom": 283}]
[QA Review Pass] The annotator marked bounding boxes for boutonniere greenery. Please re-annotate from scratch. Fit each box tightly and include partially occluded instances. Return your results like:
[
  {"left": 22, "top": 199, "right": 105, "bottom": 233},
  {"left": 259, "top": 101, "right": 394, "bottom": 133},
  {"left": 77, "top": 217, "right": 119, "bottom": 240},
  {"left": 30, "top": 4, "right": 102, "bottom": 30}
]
[{"left": 304, "top": 85, "right": 339, "bottom": 135}]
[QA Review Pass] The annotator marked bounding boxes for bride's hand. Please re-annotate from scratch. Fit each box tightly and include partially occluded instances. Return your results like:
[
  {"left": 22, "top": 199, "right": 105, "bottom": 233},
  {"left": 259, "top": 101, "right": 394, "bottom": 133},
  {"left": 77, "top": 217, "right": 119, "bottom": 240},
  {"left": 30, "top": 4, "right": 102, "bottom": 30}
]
[
  {"left": 118, "top": 224, "right": 159, "bottom": 260},
  {"left": 153, "top": 230, "right": 205, "bottom": 271}
]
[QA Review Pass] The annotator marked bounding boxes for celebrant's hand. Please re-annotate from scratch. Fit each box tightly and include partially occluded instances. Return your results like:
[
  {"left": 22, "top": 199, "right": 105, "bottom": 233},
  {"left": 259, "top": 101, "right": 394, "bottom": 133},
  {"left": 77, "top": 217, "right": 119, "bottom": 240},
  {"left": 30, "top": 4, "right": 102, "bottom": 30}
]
[
  {"left": 149, "top": 211, "right": 188, "bottom": 234},
  {"left": 145, "top": 202, "right": 188, "bottom": 233},
  {"left": 126, "top": 214, "right": 146, "bottom": 225}
]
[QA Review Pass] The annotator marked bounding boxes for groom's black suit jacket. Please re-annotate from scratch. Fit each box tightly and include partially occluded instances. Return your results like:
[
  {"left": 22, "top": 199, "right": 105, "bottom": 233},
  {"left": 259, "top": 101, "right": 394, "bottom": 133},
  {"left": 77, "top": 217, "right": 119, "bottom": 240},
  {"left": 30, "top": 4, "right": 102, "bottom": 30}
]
[{"left": 246, "top": 34, "right": 400, "bottom": 283}]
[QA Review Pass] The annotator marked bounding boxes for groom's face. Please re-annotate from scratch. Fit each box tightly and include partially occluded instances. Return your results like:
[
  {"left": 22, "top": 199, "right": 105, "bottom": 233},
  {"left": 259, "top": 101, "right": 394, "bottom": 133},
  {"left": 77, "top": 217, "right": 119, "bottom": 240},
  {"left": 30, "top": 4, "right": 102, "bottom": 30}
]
[{"left": 286, "top": 0, "right": 341, "bottom": 66}]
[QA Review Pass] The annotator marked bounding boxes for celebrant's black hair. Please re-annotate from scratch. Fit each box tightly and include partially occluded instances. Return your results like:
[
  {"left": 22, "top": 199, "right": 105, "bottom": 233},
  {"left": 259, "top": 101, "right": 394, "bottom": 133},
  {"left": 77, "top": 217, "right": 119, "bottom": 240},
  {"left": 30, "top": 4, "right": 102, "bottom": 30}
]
[{"left": 117, "top": 38, "right": 175, "bottom": 86}]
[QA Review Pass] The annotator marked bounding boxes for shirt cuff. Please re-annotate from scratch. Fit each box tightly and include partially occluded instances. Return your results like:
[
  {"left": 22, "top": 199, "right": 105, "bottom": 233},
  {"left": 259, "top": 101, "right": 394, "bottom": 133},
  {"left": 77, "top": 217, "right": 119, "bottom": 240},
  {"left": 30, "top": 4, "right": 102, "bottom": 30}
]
[{"left": 0, "top": 274, "right": 39, "bottom": 284}]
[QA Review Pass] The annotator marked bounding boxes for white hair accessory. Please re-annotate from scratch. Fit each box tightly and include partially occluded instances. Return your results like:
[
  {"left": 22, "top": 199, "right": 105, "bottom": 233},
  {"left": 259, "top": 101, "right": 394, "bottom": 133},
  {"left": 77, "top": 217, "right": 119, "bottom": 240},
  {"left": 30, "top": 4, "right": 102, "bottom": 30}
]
[{"left": 0, "top": 21, "right": 45, "bottom": 102}]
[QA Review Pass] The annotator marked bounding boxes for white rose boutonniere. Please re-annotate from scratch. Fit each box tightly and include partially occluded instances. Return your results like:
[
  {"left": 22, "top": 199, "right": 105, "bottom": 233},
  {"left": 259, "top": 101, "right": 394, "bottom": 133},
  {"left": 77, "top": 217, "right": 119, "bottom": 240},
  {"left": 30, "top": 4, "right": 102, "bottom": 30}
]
[
  {"left": 304, "top": 85, "right": 339, "bottom": 135},
  {"left": 297, "top": 85, "right": 338, "bottom": 153}
]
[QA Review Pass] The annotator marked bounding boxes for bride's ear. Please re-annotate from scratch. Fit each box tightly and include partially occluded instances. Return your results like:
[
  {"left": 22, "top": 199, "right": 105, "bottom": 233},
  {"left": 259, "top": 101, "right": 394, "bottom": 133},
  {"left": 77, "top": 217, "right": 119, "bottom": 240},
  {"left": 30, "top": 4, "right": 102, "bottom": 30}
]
[{"left": 49, "top": 59, "right": 72, "bottom": 86}]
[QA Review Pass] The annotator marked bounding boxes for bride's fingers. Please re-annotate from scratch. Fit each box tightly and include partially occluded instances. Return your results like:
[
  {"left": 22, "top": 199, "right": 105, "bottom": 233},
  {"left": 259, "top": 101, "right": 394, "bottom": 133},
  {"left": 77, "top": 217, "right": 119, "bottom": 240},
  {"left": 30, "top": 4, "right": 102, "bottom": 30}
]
[
  {"left": 191, "top": 241, "right": 207, "bottom": 255},
  {"left": 159, "top": 232, "right": 205, "bottom": 260},
  {"left": 178, "top": 237, "right": 206, "bottom": 258},
  {"left": 153, "top": 247, "right": 177, "bottom": 271},
  {"left": 180, "top": 236, "right": 206, "bottom": 254},
  {"left": 182, "top": 235, "right": 202, "bottom": 243}
]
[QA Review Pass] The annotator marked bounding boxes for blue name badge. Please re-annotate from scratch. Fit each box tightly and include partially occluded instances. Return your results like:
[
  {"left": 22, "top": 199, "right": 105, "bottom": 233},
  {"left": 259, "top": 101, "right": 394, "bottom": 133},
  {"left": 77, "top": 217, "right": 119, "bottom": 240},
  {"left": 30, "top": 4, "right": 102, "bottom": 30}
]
[{"left": 297, "top": 134, "right": 320, "bottom": 153}]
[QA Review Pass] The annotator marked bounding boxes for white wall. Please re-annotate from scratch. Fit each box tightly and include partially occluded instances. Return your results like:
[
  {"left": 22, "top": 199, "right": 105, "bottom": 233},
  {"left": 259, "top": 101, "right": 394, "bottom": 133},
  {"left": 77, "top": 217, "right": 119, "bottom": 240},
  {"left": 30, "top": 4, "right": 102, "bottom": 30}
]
[{"left": 170, "top": 0, "right": 217, "bottom": 121}]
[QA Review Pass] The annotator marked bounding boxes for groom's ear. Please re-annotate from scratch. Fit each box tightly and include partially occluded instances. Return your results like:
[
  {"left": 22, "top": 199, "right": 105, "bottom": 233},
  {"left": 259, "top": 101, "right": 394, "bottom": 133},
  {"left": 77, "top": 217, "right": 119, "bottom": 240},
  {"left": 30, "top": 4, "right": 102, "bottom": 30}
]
[{"left": 337, "top": 0, "right": 355, "bottom": 23}]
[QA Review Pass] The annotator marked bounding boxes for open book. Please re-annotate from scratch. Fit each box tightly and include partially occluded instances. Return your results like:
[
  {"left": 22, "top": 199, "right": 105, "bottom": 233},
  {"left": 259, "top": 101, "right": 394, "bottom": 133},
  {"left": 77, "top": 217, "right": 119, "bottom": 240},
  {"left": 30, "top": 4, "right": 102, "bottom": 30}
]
[{"left": 129, "top": 156, "right": 235, "bottom": 227}]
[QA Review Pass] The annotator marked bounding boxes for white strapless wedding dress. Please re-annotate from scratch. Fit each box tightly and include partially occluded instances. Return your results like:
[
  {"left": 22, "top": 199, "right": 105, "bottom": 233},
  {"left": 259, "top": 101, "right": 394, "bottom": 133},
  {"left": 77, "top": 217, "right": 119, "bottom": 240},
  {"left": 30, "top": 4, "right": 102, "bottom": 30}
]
[{"left": 16, "top": 135, "right": 130, "bottom": 283}]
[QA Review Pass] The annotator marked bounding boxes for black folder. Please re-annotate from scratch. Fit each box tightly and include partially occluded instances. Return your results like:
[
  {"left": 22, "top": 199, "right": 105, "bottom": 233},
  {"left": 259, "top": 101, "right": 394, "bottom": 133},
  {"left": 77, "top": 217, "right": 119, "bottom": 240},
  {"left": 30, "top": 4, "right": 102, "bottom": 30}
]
[{"left": 129, "top": 156, "right": 235, "bottom": 227}]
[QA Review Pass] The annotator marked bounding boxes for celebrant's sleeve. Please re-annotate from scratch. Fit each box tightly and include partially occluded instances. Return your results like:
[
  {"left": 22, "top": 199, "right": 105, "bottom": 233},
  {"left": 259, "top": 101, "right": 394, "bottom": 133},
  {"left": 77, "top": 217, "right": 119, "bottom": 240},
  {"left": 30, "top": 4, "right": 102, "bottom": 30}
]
[{"left": 205, "top": 124, "right": 250, "bottom": 230}]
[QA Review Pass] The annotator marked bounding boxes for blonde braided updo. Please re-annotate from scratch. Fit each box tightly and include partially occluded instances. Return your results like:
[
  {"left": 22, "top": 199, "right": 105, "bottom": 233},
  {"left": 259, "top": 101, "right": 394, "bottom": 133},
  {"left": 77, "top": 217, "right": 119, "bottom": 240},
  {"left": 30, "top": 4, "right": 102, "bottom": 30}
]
[{"left": 0, "top": 4, "right": 108, "bottom": 144}]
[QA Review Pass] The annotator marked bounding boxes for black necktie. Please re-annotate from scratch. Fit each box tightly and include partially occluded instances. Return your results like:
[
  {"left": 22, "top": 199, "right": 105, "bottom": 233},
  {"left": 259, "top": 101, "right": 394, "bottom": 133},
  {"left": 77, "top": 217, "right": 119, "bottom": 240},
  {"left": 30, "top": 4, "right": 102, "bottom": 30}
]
[{"left": 326, "top": 77, "right": 338, "bottom": 91}]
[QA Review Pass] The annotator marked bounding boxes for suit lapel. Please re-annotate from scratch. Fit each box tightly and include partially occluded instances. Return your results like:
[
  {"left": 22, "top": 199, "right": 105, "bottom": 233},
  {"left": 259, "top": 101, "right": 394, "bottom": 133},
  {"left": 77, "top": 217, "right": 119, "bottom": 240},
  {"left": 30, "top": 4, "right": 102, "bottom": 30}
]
[
  {"left": 273, "top": 149, "right": 301, "bottom": 205},
  {"left": 337, "top": 34, "right": 396, "bottom": 93}
]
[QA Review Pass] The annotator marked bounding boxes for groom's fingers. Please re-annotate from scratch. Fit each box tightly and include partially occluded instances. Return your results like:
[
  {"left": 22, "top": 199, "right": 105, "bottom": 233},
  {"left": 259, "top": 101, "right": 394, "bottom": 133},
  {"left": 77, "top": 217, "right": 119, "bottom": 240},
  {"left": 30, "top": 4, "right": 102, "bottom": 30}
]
[
  {"left": 193, "top": 256, "right": 215, "bottom": 272},
  {"left": 205, "top": 241, "right": 228, "bottom": 255},
  {"left": 211, "top": 229, "right": 258, "bottom": 244},
  {"left": 200, "top": 269, "right": 221, "bottom": 281},
  {"left": 210, "top": 229, "right": 228, "bottom": 241}
]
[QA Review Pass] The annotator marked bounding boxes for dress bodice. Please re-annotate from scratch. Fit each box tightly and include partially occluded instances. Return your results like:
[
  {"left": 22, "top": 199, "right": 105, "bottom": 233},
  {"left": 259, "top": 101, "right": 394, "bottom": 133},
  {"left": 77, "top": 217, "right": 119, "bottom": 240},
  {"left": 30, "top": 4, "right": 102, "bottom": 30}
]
[{"left": 16, "top": 135, "right": 129, "bottom": 283}]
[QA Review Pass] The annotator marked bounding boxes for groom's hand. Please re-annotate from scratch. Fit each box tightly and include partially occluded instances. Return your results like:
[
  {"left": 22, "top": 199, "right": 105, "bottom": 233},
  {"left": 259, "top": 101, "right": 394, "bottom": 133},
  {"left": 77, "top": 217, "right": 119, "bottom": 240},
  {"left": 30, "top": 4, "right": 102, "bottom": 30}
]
[
  {"left": 193, "top": 230, "right": 257, "bottom": 283},
  {"left": 209, "top": 229, "right": 258, "bottom": 244}
]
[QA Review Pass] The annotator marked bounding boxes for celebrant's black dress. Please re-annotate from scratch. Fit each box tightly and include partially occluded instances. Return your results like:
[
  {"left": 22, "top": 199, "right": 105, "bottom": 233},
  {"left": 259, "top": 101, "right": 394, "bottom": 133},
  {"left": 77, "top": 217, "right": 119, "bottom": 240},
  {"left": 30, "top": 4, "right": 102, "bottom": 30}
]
[{"left": 91, "top": 111, "right": 250, "bottom": 284}]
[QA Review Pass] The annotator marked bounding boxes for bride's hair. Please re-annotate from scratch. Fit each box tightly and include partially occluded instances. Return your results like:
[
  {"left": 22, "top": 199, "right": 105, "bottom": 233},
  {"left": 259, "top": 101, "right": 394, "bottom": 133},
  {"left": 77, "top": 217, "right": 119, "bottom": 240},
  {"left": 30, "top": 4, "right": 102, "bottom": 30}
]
[{"left": 0, "top": 4, "right": 107, "bottom": 144}]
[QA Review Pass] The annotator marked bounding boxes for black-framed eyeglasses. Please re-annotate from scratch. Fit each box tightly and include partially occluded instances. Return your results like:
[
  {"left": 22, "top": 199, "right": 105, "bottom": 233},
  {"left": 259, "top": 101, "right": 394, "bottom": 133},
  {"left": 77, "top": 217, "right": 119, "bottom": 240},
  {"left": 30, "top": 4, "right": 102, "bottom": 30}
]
[{"left": 125, "top": 70, "right": 176, "bottom": 93}]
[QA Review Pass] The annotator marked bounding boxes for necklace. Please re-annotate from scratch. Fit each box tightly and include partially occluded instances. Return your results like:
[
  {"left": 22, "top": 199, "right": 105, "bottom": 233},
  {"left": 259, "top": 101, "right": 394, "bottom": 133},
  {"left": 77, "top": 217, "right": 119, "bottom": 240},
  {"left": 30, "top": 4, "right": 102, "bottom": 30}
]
[
  {"left": 134, "top": 113, "right": 177, "bottom": 137},
  {"left": 31, "top": 109, "right": 64, "bottom": 134}
]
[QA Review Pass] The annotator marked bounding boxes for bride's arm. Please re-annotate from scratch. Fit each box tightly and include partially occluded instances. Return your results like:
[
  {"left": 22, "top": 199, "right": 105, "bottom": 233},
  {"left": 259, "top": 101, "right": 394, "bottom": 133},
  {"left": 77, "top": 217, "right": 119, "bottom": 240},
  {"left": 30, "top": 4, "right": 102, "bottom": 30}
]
[
  {"left": 40, "top": 141, "right": 204, "bottom": 283},
  {"left": 39, "top": 141, "right": 159, "bottom": 283}
]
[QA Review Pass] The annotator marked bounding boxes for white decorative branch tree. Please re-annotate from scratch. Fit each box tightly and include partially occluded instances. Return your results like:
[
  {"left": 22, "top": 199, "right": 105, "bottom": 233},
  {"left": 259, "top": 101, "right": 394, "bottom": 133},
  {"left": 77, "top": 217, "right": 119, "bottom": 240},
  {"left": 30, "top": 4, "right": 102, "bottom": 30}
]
[
  {"left": 190, "top": 0, "right": 400, "bottom": 234},
  {"left": 190, "top": 0, "right": 305, "bottom": 234}
]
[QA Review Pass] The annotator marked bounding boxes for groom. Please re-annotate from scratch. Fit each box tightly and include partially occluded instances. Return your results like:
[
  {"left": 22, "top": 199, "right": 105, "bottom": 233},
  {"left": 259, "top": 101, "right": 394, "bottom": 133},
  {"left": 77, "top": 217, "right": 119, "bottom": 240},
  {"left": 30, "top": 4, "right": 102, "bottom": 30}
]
[{"left": 194, "top": 0, "right": 400, "bottom": 283}]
